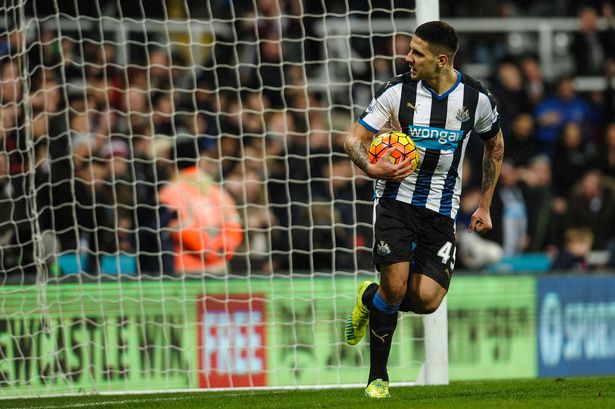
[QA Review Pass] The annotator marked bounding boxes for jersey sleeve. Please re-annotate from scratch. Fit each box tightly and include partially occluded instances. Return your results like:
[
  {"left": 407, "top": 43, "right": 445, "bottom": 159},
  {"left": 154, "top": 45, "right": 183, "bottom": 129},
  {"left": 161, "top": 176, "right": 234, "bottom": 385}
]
[
  {"left": 473, "top": 89, "right": 501, "bottom": 140},
  {"left": 357, "top": 82, "right": 399, "bottom": 134}
]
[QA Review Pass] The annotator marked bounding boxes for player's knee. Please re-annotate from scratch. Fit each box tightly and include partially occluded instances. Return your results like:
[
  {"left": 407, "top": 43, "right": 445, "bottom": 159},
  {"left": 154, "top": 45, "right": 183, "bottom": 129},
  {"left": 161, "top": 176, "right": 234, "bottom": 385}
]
[
  {"left": 416, "top": 300, "right": 441, "bottom": 314},
  {"left": 380, "top": 282, "right": 407, "bottom": 305},
  {"left": 412, "top": 294, "right": 443, "bottom": 314}
]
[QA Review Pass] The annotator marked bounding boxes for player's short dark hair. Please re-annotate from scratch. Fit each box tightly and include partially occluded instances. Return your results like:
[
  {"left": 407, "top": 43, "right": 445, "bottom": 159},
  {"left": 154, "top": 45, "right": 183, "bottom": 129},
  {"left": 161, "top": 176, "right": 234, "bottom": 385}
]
[{"left": 413, "top": 21, "right": 459, "bottom": 58}]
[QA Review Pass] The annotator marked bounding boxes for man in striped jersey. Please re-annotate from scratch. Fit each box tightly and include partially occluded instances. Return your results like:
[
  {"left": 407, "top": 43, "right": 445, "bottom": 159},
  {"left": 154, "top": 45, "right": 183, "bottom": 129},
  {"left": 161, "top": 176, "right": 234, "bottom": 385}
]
[{"left": 344, "top": 21, "right": 504, "bottom": 398}]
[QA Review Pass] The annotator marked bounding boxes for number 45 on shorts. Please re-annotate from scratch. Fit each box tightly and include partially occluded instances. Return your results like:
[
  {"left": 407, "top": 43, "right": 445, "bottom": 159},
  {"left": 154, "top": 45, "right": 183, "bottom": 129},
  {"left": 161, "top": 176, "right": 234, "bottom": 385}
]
[{"left": 437, "top": 241, "right": 456, "bottom": 269}]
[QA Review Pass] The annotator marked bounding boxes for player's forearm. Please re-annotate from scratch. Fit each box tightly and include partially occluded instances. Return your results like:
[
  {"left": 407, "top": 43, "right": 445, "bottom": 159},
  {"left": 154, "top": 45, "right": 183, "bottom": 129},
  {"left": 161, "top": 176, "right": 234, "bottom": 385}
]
[
  {"left": 479, "top": 131, "right": 504, "bottom": 208},
  {"left": 344, "top": 133, "right": 371, "bottom": 174}
]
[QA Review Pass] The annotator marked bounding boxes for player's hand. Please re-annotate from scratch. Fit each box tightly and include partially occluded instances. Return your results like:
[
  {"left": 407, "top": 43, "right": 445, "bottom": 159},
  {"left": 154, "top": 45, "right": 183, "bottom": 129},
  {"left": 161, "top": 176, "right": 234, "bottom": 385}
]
[
  {"left": 368, "top": 148, "right": 416, "bottom": 182},
  {"left": 468, "top": 207, "right": 493, "bottom": 234}
]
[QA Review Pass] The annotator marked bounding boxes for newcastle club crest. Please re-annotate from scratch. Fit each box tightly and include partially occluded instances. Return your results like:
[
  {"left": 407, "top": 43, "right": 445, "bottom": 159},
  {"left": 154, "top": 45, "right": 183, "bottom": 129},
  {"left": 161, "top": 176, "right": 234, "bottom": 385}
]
[{"left": 456, "top": 106, "right": 470, "bottom": 122}]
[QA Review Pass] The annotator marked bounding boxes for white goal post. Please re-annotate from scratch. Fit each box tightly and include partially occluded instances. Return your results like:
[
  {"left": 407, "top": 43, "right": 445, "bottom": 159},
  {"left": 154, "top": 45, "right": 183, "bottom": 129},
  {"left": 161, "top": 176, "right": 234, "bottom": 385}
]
[
  {"left": 414, "top": 0, "right": 449, "bottom": 387},
  {"left": 0, "top": 0, "right": 446, "bottom": 398}
]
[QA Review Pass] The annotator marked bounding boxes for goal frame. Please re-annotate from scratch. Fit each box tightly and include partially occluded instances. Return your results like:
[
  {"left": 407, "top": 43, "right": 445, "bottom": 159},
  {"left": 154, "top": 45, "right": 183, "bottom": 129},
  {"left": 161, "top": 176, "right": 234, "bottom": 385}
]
[{"left": 0, "top": 0, "right": 448, "bottom": 397}]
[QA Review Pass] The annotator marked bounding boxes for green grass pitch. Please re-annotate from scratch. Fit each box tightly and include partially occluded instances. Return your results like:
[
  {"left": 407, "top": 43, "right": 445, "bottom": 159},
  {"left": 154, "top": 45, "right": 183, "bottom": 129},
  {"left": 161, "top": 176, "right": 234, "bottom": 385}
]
[{"left": 1, "top": 377, "right": 613, "bottom": 409}]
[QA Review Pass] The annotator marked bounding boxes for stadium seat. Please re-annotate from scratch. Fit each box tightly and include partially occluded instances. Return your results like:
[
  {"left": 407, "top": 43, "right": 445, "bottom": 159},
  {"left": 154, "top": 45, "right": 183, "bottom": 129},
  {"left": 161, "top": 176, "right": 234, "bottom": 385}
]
[
  {"left": 57, "top": 251, "right": 89, "bottom": 274},
  {"left": 486, "top": 253, "right": 551, "bottom": 274},
  {"left": 100, "top": 253, "right": 137, "bottom": 276}
]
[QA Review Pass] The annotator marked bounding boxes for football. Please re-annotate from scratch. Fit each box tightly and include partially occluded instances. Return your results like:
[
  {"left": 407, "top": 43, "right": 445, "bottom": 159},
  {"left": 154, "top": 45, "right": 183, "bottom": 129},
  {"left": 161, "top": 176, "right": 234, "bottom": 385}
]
[{"left": 368, "top": 131, "right": 419, "bottom": 172}]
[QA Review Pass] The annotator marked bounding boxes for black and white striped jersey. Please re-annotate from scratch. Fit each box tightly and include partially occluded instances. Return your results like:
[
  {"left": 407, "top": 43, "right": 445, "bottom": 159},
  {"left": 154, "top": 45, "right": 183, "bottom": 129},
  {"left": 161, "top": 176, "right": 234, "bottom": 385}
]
[{"left": 358, "top": 71, "right": 500, "bottom": 220}]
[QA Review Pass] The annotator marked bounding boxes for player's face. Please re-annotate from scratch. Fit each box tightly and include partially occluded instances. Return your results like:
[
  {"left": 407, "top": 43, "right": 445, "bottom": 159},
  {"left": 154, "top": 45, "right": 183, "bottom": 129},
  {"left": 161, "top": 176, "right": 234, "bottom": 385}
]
[{"left": 405, "top": 36, "right": 438, "bottom": 81}]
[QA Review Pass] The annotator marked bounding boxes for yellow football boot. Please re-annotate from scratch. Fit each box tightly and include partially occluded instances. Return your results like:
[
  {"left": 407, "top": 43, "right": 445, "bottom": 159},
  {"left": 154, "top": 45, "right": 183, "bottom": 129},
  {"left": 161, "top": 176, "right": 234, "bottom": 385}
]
[
  {"left": 364, "top": 379, "right": 390, "bottom": 398},
  {"left": 344, "top": 280, "right": 375, "bottom": 345}
]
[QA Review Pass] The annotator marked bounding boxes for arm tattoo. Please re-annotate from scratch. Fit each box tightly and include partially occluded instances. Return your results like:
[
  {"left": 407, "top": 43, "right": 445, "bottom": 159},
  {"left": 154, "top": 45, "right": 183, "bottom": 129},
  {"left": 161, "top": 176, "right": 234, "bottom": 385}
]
[
  {"left": 345, "top": 137, "right": 371, "bottom": 173},
  {"left": 481, "top": 136, "right": 504, "bottom": 195},
  {"left": 481, "top": 157, "right": 496, "bottom": 194}
]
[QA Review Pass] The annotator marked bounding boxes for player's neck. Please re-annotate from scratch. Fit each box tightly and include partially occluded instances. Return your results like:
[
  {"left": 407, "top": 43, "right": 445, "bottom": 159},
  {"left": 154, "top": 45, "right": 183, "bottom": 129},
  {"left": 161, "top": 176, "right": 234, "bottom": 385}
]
[{"left": 424, "top": 67, "right": 458, "bottom": 95}]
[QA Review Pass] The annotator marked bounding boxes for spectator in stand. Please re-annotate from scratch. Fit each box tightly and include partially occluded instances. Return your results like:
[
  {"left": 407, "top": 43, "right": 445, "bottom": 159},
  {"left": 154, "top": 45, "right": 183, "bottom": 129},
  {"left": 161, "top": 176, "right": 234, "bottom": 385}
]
[
  {"left": 283, "top": 65, "right": 307, "bottom": 104},
  {"left": 131, "top": 124, "right": 175, "bottom": 275},
  {"left": 604, "top": 60, "right": 615, "bottom": 123},
  {"left": 258, "top": 35, "right": 286, "bottom": 108},
  {"left": 97, "top": 139, "right": 134, "bottom": 253},
  {"left": 322, "top": 155, "right": 373, "bottom": 271},
  {"left": 27, "top": 28, "right": 61, "bottom": 79},
  {"left": 482, "top": 161, "right": 528, "bottom": 257},
  {"left": 159, "top": 137, "right": 243, "bottom": 276},
  {"left": 570, "top": 5, "right": 609, "bottom": 76},
  {"left": 520, "top": 53, "right": 548, "bottom": 107},
  {"left": 519, "top": 155, "right": 559, "bottom": 253},
  {"left": 505, "top": 113, "right": 540, "bottom": 167},
  {"left": 0, "top": 151, "right": 19, "bottom": 276},
  {"left": 562, "top": 169, "right": 615, "bottom": 252},
  {"left": 264, "top": 111, "right": 296, "bottom": 228},
  {"left": 1, "top": 59, "right": 22, "bottom": 107},
  {"left": 373, "top": 53, "right": 394, "bottom": 85},
  {"left": 69, "top": 157, "right": 115, "bottom": 273},
  {"left": 602, "top": 2, "right": 615, "bottom": 62},
  {"left": 260, "top": 111, "right": 297, "bottom": 271},
  {"left": 152, "top": 92, "right": 175, "bottom": 136},
  {"left": 0, "top": 104, "right": 22, "bottom": 175},
  {"left": 283, "top": 0, "right": 306, "bottom": 62},
  {"left": 490, "top": 57, "right": 532, "bottom": 133},
  {"left": 275, "top": 111, "right": 333, "bottom": 272},
  {"left": 293, "top": 157, "right": 354, "bottom": 272},
  {"left": 58, "top": 37, "right": 83, "bottom": 83},
  {"left": 594, "top": 122, "right": 615, "bottom": 177},
  {"left": 193, "top": 81, "right": 222, "bottom": 139},
  {"left": 241, "top": 91, "right": 268, "bottom": 139},
  {"left": 216, "top": 95, "right": 245, "bottom": 177},
  {"left": 307, "top": 114, "right": 332, "bottom": 198},
  {"left": 283, "top": 67, "right": 311, "bottom": 131},
  {"left": 29, "top": 106, "right": 51, "bottom": 199},
  {"left": 343, "top": 152, "right": 376, "bottom": 269},
  {"left": 533, "top": 75, "right": 599, "bottom": 156},
  {"left": 456, "top": 187, "right": 503, "bottom": 270},
  {"left": 0, "top": 25, "right": 22, "bottom": 59},
  {"left": 0, "top": 60, "right": 36, "bottom": 273},
  {"left": 235, "top": 0, "right": 294, "bottom": 97},
  {"left": 550, "top": 227, "right": 594, "bottom": 272},
  {"left": 69, "top": 112, "right": 96, "bottom": 169},
  {"left": 118, "top": 87, "right": 150, "bottom": 135},
  {"left": 147, "top": 47, "right": 172, "bottom": 91},
  {"left": 169, "top": 50, "right": 191, "bottom": 98},
  {"left": 394, "top": 34, "right": 412, "bottom": 76},
  {"left": 551, "top": 121, "right": 595, "bottom": 198},
  {"left": 29, "top": 72, "right": 62, "bottom": 117},
  {"left": 225, "top": 167, "right": 284, "bottom": 275}
]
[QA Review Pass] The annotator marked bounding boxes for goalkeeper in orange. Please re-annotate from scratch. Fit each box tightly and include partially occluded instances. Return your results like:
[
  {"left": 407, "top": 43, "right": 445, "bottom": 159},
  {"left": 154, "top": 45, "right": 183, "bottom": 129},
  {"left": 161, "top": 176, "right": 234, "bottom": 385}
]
[{"left": 343, "top": 21, "right": 504, "bottom": 398}]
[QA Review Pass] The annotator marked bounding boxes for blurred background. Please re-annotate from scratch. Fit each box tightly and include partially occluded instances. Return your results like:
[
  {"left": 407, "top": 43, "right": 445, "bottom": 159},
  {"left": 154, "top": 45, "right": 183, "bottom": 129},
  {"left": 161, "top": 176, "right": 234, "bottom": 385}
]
[{"left": 2, "top": 0, "right": 613, "bottom": 279}]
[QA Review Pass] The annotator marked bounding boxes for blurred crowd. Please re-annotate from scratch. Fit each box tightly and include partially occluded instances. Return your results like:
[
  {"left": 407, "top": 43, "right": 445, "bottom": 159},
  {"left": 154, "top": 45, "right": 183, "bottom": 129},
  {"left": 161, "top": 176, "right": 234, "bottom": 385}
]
[
  {"left": 455, "top": 3, "right": 615, "bottom": 272},
  {"left": 0, "top": 0, "right": 615, "bottom": 282}
]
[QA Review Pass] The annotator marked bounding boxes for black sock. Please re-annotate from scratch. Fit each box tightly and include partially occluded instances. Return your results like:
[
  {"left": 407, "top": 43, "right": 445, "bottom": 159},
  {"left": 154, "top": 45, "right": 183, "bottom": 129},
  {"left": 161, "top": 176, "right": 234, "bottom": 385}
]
[
  {"left": 367, "top": 307, "right": 398, "bottom": 383},
  {"left": 361, "top": 283, "right": 379, "bottom": 309}
]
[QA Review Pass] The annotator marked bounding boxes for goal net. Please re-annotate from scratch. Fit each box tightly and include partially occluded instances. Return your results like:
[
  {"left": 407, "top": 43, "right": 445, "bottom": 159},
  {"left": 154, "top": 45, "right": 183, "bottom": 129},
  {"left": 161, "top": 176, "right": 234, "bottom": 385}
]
[{"left": 0, "top": 0, "right": 445, "bottom": 397}]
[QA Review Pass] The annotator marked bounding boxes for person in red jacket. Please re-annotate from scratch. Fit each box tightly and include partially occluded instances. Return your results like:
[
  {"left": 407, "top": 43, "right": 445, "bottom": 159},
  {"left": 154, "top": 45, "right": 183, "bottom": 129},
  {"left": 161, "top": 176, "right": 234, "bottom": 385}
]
[{"left": 160, "top": 137, "right": 243, "bottom": 275}]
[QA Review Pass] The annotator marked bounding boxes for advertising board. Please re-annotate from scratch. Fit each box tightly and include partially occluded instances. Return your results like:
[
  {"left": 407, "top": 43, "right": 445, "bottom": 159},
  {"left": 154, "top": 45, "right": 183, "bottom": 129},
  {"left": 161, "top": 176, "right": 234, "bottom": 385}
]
[{"left": 537, "top": 276, "right": 615, "bottom": 377}]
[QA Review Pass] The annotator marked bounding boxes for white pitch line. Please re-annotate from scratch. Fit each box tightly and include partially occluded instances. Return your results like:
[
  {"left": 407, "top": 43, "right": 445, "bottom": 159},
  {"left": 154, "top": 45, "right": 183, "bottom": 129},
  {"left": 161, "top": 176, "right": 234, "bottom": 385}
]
[
  {"left": 9, "top": 390, "right": 291, "bottom": 409},
  {"left": 11, "top": 396, "right": 188, "bottom": 409}
]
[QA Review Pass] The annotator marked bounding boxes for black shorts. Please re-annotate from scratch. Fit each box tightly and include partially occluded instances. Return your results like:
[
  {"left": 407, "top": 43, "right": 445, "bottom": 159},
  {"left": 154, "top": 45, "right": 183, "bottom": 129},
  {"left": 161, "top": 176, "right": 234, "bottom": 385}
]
[{"left": 373, "top": 198, "right": 456, "bottom": 290}]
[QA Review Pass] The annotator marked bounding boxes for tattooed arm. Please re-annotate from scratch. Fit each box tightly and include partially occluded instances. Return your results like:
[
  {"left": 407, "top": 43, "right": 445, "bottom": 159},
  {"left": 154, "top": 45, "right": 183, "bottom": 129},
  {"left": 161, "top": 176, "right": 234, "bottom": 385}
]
[
  {"left": 344, "top": 122, "right": 414, "bottom": 182},
  {"left": 468, "top": 129, "right": 504, "bottom": 234},
  {"left": 344, "top": 122, "right": 372, "bottom": 174}
]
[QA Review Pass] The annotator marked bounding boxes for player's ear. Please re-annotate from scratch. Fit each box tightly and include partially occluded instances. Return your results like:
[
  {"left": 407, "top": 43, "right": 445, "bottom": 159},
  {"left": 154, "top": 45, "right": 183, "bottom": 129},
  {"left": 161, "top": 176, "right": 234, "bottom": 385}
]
[{"left": 437, "top": 54, "right": 448, "bottom": 68}]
